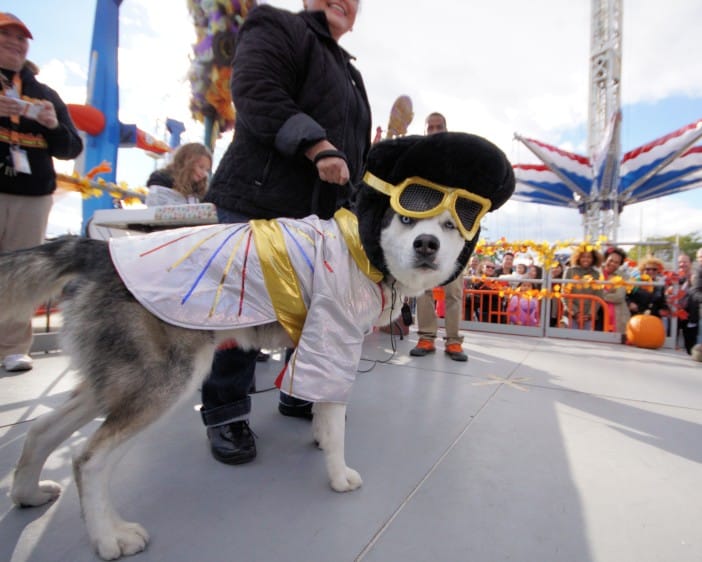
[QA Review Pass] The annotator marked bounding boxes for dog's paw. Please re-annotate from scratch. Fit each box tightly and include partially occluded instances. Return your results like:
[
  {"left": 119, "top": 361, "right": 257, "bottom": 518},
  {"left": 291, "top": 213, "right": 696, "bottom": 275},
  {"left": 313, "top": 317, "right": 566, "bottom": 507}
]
[
  {"left": 330, "top": 467, "right": 363, "bottom": 492},
  {"left": 11, "top": 479, "right": 62, "bottom": 507},
  {"left": 94, "top": 521, "right": 149, "bottom": 560}
]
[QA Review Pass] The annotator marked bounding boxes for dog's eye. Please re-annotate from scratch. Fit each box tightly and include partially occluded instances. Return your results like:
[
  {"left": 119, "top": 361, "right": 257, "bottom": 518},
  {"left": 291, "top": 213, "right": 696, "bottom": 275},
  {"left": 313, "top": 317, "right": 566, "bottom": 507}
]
[
  {"left": 443, "top": 220, "right": 456, "bottom": 231},
  {"left": 399, "top": 215, "right": 415, "bottom": 226}
]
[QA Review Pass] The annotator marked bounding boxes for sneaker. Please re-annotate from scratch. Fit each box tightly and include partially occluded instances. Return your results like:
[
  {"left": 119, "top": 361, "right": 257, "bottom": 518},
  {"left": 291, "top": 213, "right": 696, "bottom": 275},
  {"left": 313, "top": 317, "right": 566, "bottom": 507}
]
[
  {"left": 206, "top": 420, "right": 257, "bottom": 465},
  {"left": 445, "top": 343, "right": 468, "bottom": 362},
  {"left": 409, "top": 339, "right": 436, "bottom": 357},
  {"left": 3, "top": 354, "right": 33, "bottom": 372}
]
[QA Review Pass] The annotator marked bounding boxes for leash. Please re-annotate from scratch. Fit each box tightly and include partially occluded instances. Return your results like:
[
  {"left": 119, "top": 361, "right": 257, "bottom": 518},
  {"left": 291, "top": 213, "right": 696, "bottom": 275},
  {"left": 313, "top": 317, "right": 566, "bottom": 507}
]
[{"left": 357, "top": 281, "right": 399, "bottom": 372}]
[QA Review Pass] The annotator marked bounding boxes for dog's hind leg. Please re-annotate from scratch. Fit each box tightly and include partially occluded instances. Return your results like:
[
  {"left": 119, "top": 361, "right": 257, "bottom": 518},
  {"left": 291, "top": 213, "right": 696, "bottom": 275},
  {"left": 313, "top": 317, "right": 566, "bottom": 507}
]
[
  {"left": 12, "top": 381, "right": 100, "bottom": 507},
  {"left": 312, "top": 402, "right": 362, "bottom": 492}
]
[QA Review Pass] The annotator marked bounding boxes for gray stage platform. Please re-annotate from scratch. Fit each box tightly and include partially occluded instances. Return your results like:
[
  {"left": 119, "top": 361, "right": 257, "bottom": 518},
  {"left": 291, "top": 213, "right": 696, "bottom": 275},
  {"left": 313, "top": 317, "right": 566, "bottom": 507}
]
[{"left": 1, "top": 330, "right": 701, "bottom": 562}]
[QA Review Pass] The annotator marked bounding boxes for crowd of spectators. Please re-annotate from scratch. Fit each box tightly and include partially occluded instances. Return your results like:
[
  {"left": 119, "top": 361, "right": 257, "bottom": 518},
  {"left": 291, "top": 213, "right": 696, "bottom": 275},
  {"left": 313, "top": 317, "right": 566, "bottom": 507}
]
[{"left": 459, "top": 246, "right": 702, "bottom": 352}]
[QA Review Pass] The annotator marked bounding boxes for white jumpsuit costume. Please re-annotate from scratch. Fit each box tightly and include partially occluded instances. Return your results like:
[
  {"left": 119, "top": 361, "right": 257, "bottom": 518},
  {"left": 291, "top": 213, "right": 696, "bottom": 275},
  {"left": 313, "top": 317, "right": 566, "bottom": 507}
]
[{"left": 109, "top": 209, "right": 387, "bottom": 404}]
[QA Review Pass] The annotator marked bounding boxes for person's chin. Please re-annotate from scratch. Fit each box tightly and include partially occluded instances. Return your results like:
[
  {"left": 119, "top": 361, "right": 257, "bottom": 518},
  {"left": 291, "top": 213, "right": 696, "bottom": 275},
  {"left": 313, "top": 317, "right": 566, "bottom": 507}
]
[{"left": 327, "top": 15, "right": 351, "bottom": 36}]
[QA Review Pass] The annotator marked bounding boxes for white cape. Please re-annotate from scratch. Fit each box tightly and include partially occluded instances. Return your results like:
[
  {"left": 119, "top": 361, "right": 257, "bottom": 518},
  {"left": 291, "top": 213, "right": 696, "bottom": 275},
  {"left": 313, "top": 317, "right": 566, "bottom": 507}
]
[{"left": 109, "top": 212, "right": 387, "bottom": 403}]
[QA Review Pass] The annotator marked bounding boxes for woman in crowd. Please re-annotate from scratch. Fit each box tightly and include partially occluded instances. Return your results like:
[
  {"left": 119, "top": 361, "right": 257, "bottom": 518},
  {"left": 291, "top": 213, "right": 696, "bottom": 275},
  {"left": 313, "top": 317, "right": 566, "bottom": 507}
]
[
  {"left": 145, "top": 142, "right": 212, "bottom": 206},
  {"left": 600, "top": 247, "right": 631, "bottom": 334},
  {"left": 627, "top": 256, "right": 668, "bottom": 318},
  {"left": 564, "top": 247, "right": 603, "bottom": 330},
  {"left": 527, "top": 264, "right": 543, "bottom": 286}
]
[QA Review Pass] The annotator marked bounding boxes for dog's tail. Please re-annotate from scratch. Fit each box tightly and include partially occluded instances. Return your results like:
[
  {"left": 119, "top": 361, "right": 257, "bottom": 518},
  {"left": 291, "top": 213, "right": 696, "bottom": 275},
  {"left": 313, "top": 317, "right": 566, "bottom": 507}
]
[{"left": 0, "top": 235, "right": 108, "bottom": 323}]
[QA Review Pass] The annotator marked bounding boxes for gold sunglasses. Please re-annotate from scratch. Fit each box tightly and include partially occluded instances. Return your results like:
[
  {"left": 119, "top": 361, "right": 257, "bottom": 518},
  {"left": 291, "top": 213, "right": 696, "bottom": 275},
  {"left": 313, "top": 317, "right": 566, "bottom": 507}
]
[{"left": 363, "top": 171, "right": 491, "bottom": 240}]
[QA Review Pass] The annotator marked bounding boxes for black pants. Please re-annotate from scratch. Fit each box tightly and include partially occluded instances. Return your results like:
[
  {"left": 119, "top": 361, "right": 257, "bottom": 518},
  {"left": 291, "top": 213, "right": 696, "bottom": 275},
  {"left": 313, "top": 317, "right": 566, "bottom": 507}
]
[
  {"left": 199, "top": 207, "right": 258, "bottom": 427},
  {"left": 200, "top": 347, "right": 258, "bottom": 426},
  {"left": 679, "top": 320, "right": 699, "bottom": 354}
]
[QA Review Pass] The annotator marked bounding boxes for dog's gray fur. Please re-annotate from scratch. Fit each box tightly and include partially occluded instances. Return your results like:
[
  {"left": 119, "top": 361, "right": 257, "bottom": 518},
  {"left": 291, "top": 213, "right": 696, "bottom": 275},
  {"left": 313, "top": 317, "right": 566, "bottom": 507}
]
[{"left": 2, "top": 212, "right": 467, "bottom": 560}]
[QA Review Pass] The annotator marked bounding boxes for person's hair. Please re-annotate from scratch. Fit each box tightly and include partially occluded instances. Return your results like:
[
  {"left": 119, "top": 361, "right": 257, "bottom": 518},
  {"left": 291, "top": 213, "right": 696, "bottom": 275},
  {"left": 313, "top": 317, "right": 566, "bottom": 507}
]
[
  {"left": 479, "top": 260, "right": 496, "bottom": 274},
  {"left": 638, "top": 256, "right": 665, "bottom": 274},
  {"left": 163, "top": 143, "right": 212, "bottom": 200},
  {"left": 425, "top": 112, "right": 447, "bottom": 128},
  {"left": 550, "top": 262, "right": 564, "bottom": 278},
  {"left": 570, "top": 247, "right": 603, "bottom": 268},
  {"left": 604, "top": 246, "right": 627, "bottom": 264},
  {"left": 528, "top": 265, "right": 543, "bottom": 278}
]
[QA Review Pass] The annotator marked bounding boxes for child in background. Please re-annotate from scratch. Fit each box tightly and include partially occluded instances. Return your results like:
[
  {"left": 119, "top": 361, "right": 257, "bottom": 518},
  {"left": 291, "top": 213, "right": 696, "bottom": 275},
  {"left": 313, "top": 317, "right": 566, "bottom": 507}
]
[
  {"left": 507, "top": 281, "right": 539, "bottom": 326},
  {"left": 145, "top": 142, "right": 212, "bottom": 206}
]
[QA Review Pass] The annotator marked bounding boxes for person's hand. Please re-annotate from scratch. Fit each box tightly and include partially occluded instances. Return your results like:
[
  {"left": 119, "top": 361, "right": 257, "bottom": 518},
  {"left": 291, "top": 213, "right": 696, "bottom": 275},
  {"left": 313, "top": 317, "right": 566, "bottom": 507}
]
[
  {"left": 0, "top": 94, "right": 23, "bottom": 117},
  {"left": 34, "top": 99, "right": 58, "bottom": 129},
  {"left": 305, "top": 139, "right": 350, "bottom": 185}
]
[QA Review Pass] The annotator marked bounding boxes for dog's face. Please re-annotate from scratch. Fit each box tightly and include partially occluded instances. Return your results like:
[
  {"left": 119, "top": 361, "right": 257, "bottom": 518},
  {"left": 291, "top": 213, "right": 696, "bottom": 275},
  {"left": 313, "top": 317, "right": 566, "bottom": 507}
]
[{"left": 379, "top": 208, "right": 466, "bottom": 296}]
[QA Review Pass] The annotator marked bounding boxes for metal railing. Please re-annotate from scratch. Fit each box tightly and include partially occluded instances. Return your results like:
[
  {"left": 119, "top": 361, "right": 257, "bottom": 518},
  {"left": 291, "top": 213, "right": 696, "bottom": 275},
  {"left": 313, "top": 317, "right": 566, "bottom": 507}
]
[{"left": 440, "top": 274, "right": 677, "bottom": 347}]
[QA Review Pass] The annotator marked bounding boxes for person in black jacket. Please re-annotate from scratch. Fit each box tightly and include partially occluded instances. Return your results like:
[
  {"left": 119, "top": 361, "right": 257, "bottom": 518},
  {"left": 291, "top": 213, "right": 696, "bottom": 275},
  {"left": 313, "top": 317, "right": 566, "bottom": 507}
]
[
  {"left": 200, "top": 1, "right": 371, "bottom": 465},
  {"left": 0, "top": 13, "right": 83, "bottom": 372}
]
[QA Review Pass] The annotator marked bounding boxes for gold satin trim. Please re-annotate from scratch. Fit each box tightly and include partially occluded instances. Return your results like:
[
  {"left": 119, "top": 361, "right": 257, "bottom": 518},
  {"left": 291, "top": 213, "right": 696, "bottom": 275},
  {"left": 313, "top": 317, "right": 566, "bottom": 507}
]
[
  {"left": 251, "top": 219, "right": 306, "bottom": 345},
  {"left": 334, "top": 208, "right": 383, "bottom": 283}
]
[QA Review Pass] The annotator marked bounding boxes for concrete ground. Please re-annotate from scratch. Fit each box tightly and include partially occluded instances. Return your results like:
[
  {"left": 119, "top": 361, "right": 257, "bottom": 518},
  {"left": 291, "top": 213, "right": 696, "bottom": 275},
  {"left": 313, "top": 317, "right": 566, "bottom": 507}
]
[{"left": 1, "top": 330, "right": 701, "bottom": 562}]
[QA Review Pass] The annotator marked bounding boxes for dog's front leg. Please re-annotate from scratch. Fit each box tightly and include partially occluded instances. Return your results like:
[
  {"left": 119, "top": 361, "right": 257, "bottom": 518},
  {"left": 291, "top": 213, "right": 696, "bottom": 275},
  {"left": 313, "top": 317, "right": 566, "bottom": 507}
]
[{"left": 312, "top": 402, "right": 362, "bottom": 492}]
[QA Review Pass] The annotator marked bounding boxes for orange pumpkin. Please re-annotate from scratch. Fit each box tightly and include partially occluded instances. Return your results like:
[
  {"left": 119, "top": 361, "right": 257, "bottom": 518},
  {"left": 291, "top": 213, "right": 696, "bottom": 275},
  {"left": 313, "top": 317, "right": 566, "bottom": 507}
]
[{"left": 626, "top": 313, "right": 665, "bottom": 349}]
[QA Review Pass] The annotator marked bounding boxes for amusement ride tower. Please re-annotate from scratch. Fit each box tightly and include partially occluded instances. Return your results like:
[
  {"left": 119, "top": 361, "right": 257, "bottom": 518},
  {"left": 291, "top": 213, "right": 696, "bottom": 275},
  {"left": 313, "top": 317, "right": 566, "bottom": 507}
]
[{"left": 513, "top": 0, "right": 702, "bottom": 242}]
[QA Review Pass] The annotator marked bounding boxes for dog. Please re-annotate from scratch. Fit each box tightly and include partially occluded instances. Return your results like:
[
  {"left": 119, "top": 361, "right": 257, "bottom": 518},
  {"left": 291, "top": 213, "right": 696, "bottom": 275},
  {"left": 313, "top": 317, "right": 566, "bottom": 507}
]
[{"left": 4, "top": 133, "right": 514, "bottom": 559}]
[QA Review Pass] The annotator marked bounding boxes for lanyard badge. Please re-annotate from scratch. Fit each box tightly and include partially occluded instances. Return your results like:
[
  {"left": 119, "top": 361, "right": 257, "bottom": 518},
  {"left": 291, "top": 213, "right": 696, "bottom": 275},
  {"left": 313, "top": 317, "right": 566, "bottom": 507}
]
[{"left": 363, "top": 171, "right": 491, "bottom": 240}]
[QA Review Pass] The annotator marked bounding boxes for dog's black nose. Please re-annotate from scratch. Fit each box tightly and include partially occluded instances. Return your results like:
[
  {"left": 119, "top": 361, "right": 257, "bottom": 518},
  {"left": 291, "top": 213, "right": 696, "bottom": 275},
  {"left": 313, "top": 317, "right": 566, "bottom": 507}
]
[{"left": 413, "top": 234, "right": 439, "bottom": 257}]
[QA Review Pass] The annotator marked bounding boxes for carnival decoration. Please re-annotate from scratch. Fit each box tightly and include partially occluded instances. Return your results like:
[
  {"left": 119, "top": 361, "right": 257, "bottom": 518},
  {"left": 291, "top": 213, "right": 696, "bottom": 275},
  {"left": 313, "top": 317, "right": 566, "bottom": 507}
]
[
  {"left": 67, "top": 103, "right": 106, "bottom": 136},
  {"left": 56, "top": 172, "right": 147, "bottom": 203},
  {"left": 56, "top": 159, "right": 147, "bottom": 204},
  {"left": 77, "top": 1, "right": 182, "bottom": 233},
  {"left": 626, "top": 313, "right": 665, "bottom": 349},
  {"left": 385, "top": 95, "right": 413, "bottom": 139},
  {"left": 78, "top": 0, "right": 122, "bottom": 232},
  {"left": 187, "top": 0, "right": 257, "bottom": 148}
]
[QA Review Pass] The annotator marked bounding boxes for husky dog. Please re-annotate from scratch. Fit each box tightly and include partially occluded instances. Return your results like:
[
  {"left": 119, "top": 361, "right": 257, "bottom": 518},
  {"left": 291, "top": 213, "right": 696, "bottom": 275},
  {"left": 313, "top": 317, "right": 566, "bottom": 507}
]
[{"left": 4, "top": 133, "right": 514, "bottom": 560}]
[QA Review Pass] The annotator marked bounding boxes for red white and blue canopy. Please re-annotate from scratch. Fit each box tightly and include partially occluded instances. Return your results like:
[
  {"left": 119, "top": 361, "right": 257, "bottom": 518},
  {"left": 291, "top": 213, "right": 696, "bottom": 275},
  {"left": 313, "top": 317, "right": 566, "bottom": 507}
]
[{"left": 513, "top": 116, "right": 702, "bottom": 212}]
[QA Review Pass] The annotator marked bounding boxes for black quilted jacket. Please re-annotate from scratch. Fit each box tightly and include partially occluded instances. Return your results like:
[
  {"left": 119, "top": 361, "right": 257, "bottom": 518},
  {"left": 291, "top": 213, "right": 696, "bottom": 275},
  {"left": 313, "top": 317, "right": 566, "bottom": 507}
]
[
  {"left": 0, "top": 64, "right": 83, "bottom": 196},
  {"left": 204, "top": 5, "right": 371, "bottom": 220}
]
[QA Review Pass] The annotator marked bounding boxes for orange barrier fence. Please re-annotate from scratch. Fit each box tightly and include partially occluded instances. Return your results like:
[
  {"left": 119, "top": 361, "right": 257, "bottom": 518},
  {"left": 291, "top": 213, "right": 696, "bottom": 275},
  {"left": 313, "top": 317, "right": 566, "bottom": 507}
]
[
  {"left": 556, "top": 294, "right": 612, "bottom": 331},
  {"left": 432, "top": 288, "right": 615, "bottom": 332}
]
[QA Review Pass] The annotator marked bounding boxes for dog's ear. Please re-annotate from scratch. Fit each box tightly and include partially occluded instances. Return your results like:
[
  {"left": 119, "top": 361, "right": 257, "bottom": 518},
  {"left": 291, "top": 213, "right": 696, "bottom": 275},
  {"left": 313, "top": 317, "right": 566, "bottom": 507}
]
[
  {"left": 442, "top": 229, "right": 480, "bottom": 286},
  {"left": 354, "top": 184, "right": 392, "bottom": 276}
]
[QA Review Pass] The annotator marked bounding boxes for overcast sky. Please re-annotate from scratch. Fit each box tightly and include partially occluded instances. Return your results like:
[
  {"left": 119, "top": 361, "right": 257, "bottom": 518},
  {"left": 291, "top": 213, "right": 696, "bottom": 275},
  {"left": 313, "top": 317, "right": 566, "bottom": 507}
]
[{"left": 18, "top": 0, "right": 702, "bottom": 244}]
